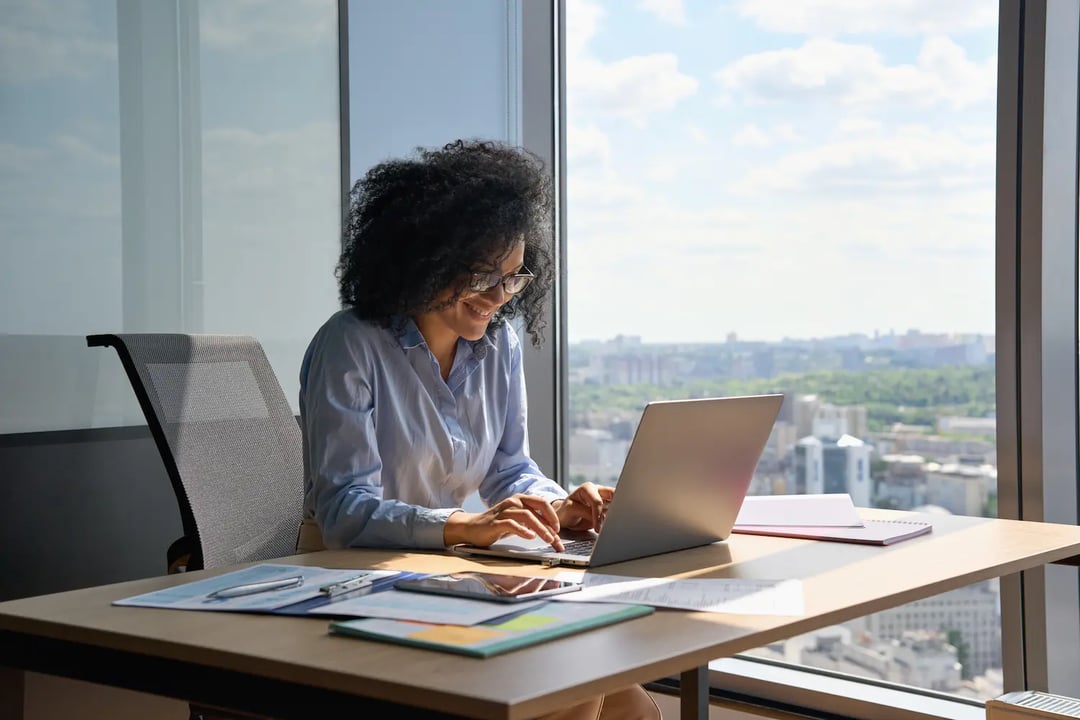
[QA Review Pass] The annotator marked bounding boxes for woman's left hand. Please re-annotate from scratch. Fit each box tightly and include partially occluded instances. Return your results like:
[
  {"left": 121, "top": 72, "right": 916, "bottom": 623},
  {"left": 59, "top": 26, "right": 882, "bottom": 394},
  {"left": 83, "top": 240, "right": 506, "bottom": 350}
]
[{"left": 553, "top": 482, "right": 615, "bottom": 531}]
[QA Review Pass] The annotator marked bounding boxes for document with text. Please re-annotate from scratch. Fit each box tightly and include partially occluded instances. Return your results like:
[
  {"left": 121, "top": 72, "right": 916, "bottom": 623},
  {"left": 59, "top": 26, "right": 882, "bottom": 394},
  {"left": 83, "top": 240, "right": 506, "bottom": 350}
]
[{"left": 552, "top": 572, "right": 804, "bottom": 616}]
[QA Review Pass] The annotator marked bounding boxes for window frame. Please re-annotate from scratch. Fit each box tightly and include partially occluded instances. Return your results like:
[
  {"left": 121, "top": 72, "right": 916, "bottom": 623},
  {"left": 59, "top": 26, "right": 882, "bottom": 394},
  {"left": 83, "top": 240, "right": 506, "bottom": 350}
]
[
  {"left": 997, "top": 0, "right": 1080, "bottom": 693},
  {"left": 521, "top": 0, "right": 1080, "bottom": 712}
]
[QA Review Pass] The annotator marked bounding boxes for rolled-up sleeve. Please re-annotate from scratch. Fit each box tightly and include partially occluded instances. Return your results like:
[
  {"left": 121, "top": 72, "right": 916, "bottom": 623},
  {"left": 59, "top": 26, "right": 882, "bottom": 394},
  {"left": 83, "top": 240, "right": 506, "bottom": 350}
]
[
  {"left": 478, "top": 326, "right": 566, "bottom": 507},
  {"left": 301, "top": 330, "right": 455, "bottom": 550}
]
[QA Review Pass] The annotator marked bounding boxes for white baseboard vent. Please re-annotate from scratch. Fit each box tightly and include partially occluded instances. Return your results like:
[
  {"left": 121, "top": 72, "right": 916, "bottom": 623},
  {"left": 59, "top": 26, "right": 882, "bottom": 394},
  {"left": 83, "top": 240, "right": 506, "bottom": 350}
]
[{"left": 986, "top": 691, "right": 1080, "bottom": 719}]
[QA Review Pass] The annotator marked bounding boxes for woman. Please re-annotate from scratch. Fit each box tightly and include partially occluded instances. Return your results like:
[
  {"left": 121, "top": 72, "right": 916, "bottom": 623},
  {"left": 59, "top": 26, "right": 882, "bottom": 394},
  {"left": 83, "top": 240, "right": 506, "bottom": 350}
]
[{"left": 298, "top": 139, "right": 660, "bottom": 720}]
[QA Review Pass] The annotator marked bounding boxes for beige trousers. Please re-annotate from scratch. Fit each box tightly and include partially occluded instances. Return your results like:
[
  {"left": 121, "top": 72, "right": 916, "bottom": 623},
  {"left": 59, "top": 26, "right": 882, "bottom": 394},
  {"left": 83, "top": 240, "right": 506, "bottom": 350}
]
[
  {"left": 542, "top": 685, "right": 662, "bottom": 720},
  {"left": 295, "top": 517, "right": 327, "bottom": 553},
  {"left": 294, "top": 520, "right": 662, "bottom": 720}
]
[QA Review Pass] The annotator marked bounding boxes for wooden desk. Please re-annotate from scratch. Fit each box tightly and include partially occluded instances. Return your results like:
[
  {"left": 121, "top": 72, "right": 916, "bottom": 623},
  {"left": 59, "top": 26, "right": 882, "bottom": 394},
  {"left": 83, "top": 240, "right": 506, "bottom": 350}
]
[{"left": 2, "top": 511, "right": 1079, "bottom": 720}]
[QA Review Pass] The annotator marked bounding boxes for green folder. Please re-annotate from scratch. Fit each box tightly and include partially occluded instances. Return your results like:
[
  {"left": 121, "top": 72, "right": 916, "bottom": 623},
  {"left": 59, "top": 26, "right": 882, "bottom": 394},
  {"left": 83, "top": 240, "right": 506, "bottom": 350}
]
[{"left": 329, "top": 600, "right": 653, "bottom": 657}]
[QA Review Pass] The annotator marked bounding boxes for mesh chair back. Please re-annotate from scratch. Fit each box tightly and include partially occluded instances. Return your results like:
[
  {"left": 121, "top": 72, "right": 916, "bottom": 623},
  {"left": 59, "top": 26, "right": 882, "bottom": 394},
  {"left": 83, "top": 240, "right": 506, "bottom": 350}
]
[{"left": 88, "top": 333, "right": 304, "bottom": 570}]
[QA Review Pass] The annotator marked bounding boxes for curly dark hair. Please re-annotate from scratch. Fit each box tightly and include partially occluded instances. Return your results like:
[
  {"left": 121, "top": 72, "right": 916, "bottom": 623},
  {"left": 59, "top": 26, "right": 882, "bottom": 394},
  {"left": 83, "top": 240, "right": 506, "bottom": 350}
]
[{"left": 337, "top": 139, "right": 554, "bottom": 346}]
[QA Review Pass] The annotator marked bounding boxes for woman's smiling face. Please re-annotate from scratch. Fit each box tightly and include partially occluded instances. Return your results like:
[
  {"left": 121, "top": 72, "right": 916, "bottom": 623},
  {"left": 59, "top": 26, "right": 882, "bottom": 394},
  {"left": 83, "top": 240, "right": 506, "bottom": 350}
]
[{"left": 417, "top": 240, "right": 526, "bottom": 344}]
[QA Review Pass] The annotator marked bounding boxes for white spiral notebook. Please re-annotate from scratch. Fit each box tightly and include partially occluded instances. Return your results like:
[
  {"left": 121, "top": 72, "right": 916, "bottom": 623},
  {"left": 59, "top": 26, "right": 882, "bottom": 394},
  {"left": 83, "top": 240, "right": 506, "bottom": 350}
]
[{"left": 731, "top": 518, "right": 933, "bottom": 546}]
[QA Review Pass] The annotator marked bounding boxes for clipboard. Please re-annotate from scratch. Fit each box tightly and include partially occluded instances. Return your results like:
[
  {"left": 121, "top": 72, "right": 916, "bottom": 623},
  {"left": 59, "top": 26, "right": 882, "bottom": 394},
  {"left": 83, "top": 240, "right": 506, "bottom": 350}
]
[{"left": 113, "top": 563, "right": 427, "bottom": 615}]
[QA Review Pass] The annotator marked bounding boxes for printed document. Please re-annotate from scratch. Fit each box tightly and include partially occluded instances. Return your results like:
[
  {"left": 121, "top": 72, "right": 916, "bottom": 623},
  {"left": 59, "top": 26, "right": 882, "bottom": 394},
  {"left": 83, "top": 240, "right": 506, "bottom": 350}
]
[{"left": 552, "top": 572, "right": 804, "bottom": 616}]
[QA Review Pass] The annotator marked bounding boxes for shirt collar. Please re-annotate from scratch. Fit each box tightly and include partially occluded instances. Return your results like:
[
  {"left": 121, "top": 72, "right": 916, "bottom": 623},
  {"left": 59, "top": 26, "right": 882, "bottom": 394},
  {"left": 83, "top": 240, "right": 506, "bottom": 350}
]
[
  {"left": 392, "top": 316, "right": 499, "bottom": 359},
  {"left": 392, "top": 316, "right": 427, "bottom": 351},
  {"left": 472, "top": 328, "right": 497, "bottom": 360}
]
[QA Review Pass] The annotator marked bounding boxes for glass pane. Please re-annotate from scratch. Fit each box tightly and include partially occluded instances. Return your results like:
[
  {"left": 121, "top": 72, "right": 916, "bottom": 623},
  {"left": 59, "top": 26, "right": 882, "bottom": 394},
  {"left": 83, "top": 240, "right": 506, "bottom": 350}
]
[
  {"left": 565, "top": 0, "right": 1000, "bottom": 700},
  {"left": 0, "top": 0, "right": 341, "bottom": 432}
]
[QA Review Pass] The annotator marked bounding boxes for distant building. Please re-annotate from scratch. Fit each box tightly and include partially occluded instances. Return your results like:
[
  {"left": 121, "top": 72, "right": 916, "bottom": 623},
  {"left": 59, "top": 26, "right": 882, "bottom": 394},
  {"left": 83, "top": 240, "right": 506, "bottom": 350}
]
[
  {"left": 877, "top": 454, "right": 928, "bottom": 509},
  {"left": 567, "top": 428, "right": 629, "bottom": 486},
  {"left": 759, "top": 420, "right": 797, "bottom": 474},
  {"left": 845, "top": 405, "right": 868, "bottom": 438},
  {"left": 824, "top": 435, "right": 872, "bottom": 507},
  {"left": 813, "top": 404, "right": 849, "bottom": 439},
  {"left": 602, "top": 352, "right": 675, "bottom": 385},
  {"left": 859, "top": 580, "right": 1001, "bottom": 677},
  {"left": 799, "top": 628, "right": 962, "bottom": 692},
  {"left": 794, "top": 395, "right": 821, "bottom": 439},
  {"left": 924, "top": 462, "right": 996, "bottom": 516},
  {"left": 937, "top": 416, "right": 996, "bottom": 437},
  {"left": 791, "top": 434, "right": 872, "bottom": 506},
  {"left": 810, "top": 402, "right": 868, "bottom": 442},
  {"left": 889, "top": 631, "right": 964, "bottom": 691},
  {"left": 792, "top": 437, "right": 823, "bottom": 494},
  {"left": 881, "top": 431, "right": 995, "bottom": 465}
]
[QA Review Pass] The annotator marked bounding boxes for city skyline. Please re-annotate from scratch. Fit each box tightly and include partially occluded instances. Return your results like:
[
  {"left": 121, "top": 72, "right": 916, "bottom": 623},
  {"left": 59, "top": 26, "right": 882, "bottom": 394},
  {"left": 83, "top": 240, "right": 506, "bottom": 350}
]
[{"left": 568, "top": 325, "right": 996, "bottom": 346}]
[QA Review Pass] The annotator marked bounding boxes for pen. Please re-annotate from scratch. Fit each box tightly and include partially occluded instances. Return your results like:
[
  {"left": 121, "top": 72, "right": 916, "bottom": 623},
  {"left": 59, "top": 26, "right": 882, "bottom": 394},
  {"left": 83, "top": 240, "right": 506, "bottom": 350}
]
[
  {"left": 319, "top": 573, "right": 375, "bottom": 597},
  {"left": 206, "top": 575, "right": 304, "bottom": 600}
]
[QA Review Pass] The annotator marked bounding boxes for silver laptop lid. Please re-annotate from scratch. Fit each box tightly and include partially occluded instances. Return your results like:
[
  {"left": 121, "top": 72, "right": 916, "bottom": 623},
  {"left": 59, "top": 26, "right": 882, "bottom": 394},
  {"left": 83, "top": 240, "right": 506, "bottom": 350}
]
[{"left": 587, "top": 394, "right": 783, "bottom": 566}]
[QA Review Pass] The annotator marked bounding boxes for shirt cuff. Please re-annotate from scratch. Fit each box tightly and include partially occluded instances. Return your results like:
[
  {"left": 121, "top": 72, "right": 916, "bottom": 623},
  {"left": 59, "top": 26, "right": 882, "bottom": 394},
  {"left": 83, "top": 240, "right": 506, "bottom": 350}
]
[
  {"left": 526, "top": 480, "right": 568, "bottom": 502},
  {"left": 413, "top": 506, "right": 463, "bottom": 549}
]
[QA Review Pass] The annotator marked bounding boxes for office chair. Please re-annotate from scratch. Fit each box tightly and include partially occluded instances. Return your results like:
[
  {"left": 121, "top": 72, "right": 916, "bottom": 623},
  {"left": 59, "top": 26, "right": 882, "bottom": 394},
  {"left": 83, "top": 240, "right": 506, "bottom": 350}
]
[
  {"left": 89, "top": 333, "right": 309, "bottom": 720},
  {"left": 87, "top": 333, "right": 305, "bottom": 573}
]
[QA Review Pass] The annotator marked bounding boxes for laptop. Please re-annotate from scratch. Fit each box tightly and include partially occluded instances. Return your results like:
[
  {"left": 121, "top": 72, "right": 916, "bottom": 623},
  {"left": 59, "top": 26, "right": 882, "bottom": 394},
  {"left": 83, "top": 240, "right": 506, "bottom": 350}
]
[{"left": 456, "top": 394, "right": 783, "bottom": 567}]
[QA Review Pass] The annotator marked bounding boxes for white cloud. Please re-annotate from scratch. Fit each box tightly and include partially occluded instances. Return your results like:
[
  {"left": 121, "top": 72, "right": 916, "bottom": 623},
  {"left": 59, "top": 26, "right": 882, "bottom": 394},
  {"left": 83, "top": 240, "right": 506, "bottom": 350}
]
[
  {"left": 735, "top": 0, "right": 997, "bottom": 36},
  {"left": 638, "top": 0, "right": 687, "bottom": 25},
  {"left": 733, "top": 124, "right": 770, "bottom": 147},
  {"left": 732, "top": 123, "right": 801, "bottom": 147},
  {"left": 836, "top": 117, "right": 883, "bottom": 136},
  {"left": 686, "top": 125, "right": 710, "bottom": 144},
  {"left": 200, "top": 0, "right": 336, "bottom": 54},
  {"left": 0, "top": 137, "right": 119, "bottom": 222},
  {"left": 55, "top": 134, "right": 119, "bottom": 169},
  {"left": 567, "top": 124, "right": 612, "bottom": 169},
  {"left": 567, "top": 183, "right": 995, "bottom": 342},
  {"left": 716, "top": 36, "right": 995, "bottom": 110},
  {"left": 0, "top": 10, "right": 115, "bottom": 84},
  {"left": 0, "top": 0, "right": 98, "bottom": 34},
  {"left": 566, "top": 0, "right": 605, "bottom": 59},
  {"left": 573, "top": 54, "right": 699, "bottom": 125},
  {"left": 202, "top": 122, "right": 338, "bottom": 196},
  {"left": 736, "top": 125, "right": 993, "bottom": 195},
  {"left": 567, "top": 170, "right": 752, "bottom": 254},
  {"left": 567, "top": 0, "right": 698, "bottom": 125}
]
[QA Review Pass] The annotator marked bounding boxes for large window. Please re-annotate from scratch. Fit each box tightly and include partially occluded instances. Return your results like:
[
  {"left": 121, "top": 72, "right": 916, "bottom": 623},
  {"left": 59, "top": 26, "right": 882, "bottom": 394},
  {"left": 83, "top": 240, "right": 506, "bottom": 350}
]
[
  {"left": 564, "top": 0, "right": 1002, "bottom": 702},
  {"left": 0, "top": 0, "right": 341, "bottom": 433}
]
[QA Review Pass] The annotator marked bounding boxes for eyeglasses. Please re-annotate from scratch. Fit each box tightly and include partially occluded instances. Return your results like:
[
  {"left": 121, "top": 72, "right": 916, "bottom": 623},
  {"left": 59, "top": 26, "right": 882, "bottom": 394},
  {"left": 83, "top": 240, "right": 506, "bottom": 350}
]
[{"left": 466, "top": 266, "right": 535, "bottom": 295}]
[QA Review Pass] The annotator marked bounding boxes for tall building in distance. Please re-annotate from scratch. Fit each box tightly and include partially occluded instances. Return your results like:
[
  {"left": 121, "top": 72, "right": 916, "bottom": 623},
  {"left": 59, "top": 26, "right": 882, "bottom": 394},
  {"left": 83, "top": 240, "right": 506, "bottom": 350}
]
[{"left": 792, "top": 434, "right": 872, "bottom": 506}]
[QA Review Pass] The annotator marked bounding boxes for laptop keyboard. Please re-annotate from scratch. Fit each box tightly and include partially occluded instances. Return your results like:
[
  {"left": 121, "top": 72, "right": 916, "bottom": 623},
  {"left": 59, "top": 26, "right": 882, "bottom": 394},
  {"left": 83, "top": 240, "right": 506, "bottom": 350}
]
[{"left": 555, "top": 539, "right": 595, "bottom": 556}]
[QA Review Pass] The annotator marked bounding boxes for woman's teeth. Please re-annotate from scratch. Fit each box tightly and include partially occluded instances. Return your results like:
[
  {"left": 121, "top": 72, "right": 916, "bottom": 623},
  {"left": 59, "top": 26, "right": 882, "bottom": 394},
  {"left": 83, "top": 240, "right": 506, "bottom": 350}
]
[{"left": 466, "top": 303, "right": 493, "bottom": 318}]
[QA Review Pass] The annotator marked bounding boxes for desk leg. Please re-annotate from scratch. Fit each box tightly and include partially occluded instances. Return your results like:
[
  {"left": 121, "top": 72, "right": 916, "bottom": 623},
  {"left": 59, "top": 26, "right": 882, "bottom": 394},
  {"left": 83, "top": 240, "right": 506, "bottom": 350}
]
[
  {"left": 1, "top": 666, "right": 25, "bottom": 720},
  {"left": 680, "top": 665, "right": 708, "bottom": 720}
]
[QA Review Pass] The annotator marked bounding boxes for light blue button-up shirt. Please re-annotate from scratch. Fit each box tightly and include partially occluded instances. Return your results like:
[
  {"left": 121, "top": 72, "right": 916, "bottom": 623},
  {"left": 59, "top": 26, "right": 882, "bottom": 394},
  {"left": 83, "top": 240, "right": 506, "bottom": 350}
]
[{"left": 299, "top": 309, "right": 566, "bottom": 549}]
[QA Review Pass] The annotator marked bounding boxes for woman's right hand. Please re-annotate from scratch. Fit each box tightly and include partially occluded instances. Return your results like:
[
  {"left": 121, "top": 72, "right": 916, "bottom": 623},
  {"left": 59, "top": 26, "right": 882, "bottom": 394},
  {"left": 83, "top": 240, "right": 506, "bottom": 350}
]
[{"left": 443, "top": 494, "right": 565, "bottom": 551}]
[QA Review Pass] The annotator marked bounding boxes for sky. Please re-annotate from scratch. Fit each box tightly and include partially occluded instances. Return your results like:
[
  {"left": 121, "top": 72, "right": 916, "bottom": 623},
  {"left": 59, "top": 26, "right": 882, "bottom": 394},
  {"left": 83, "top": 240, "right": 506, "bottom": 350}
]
[{"left": 564, "top": 0, "right": 999, "bottom": 343}]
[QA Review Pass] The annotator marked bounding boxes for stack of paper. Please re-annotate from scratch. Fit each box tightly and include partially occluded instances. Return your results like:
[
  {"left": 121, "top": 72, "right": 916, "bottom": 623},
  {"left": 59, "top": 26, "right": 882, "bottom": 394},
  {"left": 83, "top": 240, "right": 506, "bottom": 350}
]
[
  {"left": 732, "top": 494, "right": 933, "bottom": 546},
  {"left": 734, "top": 493, "right": 862, "bottom": 527}
]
